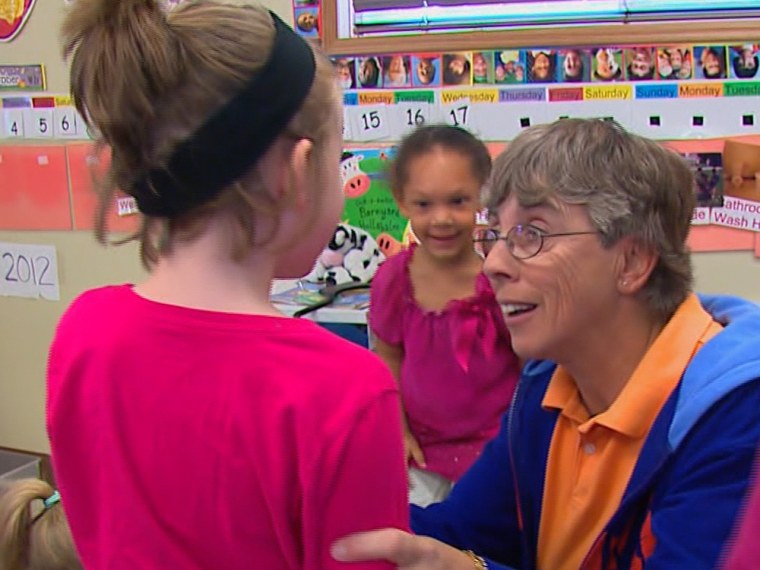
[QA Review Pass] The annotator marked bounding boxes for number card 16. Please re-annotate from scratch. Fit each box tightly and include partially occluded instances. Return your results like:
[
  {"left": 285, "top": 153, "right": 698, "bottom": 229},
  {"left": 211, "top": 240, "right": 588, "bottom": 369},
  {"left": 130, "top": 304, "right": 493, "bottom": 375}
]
[{"left": 0, "top": 242, "right": 60, "bottom": 301}]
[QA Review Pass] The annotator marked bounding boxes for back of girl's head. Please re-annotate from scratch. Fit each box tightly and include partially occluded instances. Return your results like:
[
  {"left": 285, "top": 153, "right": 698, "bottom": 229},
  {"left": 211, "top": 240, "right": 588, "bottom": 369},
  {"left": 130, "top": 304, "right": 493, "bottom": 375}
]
[
  {"left": 389, "top": 125, "right": 491, "bottom": 200},
  {"left": 0, "top": 479, "right": 81, "bottom": 570},
  {"left": 62, "top": 0, "right": 338, "bottom": 267}
]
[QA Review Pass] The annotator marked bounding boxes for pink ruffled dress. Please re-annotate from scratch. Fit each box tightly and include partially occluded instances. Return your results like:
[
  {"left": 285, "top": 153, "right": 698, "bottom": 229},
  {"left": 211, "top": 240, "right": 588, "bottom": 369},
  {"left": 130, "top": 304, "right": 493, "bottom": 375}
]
[{"left": 369, "top": 245, "right": 521, "bottom": 481}]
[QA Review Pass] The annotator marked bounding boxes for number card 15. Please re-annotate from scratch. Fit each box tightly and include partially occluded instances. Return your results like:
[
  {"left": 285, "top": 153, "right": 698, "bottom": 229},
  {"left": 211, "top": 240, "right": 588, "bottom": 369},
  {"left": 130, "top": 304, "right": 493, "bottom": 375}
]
[
  {"left": 348, "top": 105, "right": 391, "bottom": 142},
  {"left": 0, "top": 242, "right": 60, "bottom": 301}
]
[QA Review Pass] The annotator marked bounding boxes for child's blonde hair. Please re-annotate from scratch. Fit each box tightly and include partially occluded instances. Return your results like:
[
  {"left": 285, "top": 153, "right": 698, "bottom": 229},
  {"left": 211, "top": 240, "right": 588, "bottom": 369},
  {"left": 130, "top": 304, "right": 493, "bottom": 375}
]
[
  {"left": 0, "top": 479, "right": 82, "bottom": 570},
  {"left": 62, "top": 0, "right": 339, "bottom": 268}
]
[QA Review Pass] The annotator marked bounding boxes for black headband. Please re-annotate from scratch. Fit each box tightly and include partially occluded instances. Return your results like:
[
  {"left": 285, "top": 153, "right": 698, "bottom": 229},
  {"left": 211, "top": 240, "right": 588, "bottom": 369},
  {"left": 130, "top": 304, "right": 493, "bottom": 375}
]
[{"left": 131, "top": 11, "right": 316, "bottom": 217}]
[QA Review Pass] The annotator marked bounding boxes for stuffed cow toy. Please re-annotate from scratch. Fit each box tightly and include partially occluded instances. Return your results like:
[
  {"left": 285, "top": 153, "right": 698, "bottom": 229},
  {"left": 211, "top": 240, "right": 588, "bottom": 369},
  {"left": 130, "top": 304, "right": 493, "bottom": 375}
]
[{"left": 305, "top": 223, "right": 385, "bottom": 286}]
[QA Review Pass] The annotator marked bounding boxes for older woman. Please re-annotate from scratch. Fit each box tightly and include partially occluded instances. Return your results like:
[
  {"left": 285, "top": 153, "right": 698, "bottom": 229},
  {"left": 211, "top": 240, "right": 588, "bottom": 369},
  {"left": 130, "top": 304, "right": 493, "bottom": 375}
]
[{"left": 332, "top": 118, "right": 760, "bottom": 569}]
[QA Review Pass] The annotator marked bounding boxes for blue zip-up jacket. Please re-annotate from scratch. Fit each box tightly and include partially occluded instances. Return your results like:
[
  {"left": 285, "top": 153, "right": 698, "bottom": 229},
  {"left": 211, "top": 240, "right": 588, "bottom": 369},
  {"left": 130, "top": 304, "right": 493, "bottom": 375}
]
[{"left": 411, "top": 294, "right": 760, "bottom": 569}]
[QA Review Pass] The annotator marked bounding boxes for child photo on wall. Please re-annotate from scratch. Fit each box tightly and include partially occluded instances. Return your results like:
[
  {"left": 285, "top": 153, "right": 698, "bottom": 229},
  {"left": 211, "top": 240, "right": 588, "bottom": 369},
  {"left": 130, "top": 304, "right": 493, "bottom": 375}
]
[
  {"left": 442, "top": 53, "right": 472, "bottom": 86},
  {"left": 559, "top": 48, "right": 590, "bottom": 83},
  {"left": 527, "top": 50, "right": 557, "bottom": 83},
  {"left": 472, "top": 51, "right": 492, "bottom": 84},
  {"left": 592, "top": 47, "right": 623, "bottom": 81},
  {"left": 730, "top": 45, "right": 760, "bottom": 79},
  {"left": 411, "top": 54, "right": 441, "bottom": 87},
  {"left": 412, "top": 54, "right": 441, "bottom": 87},
  {"left": 332, "top": 57, "right": 356, "bottom": 90},
  {"left": 494, "top": 50, "right": 525, "bottom": 84},
  {"left": 294, "top": 6, "right": 319, "bottom": 38},
  {"left": 695, "top": 46, "right": 727, "bottom": 79},
  {"left": 626, "top": 47, "right": 656, "bottom": 80},
  {"left": 357, "top": 56, "right": 382, "bottom": 88},
  {"left": 382, "top": 55, "right": 411, "bottom": 88},
  {"left": 656, "top": 46, "right": 693, "bottom": 80},
  {"left": 683, "top": 153, "right": 724, "bottom": 208}
]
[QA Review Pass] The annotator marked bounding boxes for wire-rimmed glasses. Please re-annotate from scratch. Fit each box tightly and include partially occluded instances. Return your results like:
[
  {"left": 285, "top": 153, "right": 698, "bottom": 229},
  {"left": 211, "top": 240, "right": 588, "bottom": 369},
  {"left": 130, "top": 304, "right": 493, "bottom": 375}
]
[{"left": 473, "top": 224, "right": 600, "bottom": 259}]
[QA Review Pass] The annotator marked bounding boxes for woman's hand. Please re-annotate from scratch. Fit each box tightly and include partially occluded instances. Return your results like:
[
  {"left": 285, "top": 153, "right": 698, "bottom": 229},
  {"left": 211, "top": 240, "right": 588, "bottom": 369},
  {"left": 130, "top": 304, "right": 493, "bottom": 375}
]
[
  {"left": 331, "top": 528, "right": 475, "bottom": 569},
  {"left": 404, "top": 428, "right": 426, "bottom": 468}
]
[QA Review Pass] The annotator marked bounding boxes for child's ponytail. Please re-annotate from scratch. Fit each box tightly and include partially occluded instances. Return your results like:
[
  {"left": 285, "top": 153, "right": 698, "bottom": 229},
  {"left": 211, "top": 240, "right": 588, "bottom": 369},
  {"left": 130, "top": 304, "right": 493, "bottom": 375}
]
[{"left": 0, "top": 479, "right": 81, "bottom": 570}]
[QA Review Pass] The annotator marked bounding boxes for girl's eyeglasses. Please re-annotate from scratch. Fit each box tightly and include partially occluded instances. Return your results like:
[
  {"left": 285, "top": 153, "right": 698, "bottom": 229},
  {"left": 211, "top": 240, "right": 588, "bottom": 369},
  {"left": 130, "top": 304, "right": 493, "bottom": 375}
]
[{"left": 473, "top": 225, "right": 600, "bottom": 259}]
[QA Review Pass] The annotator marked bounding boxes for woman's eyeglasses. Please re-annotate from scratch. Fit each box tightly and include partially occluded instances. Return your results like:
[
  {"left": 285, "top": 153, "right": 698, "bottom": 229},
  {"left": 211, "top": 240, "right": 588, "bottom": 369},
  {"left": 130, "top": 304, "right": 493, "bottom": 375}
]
[{"left": 473, "top": 224, "right": 600, "bottom": 259}]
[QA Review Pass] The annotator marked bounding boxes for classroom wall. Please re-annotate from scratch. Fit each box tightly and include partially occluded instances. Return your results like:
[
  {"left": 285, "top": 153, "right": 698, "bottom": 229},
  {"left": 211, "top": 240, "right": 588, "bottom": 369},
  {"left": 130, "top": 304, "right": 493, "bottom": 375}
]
[
  {"left": 0, "top": 0, "right": 292, "bottom": 454},
  {"left": 1, "top": 0, "right": 759, "bottom": 454}
]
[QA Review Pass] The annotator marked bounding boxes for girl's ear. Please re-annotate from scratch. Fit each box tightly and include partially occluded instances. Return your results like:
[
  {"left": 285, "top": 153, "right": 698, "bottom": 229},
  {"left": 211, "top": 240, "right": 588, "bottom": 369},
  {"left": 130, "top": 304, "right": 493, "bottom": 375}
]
[
  {"left": 286, "top": 138, "right": 314, "bottom": 208},
  {"left": 263, "top": 137, "right": 314, "bottom": 208}
]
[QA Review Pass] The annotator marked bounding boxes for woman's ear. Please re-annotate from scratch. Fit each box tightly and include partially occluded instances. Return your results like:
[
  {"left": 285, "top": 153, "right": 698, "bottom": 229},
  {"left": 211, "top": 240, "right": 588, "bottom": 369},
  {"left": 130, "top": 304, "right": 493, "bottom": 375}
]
[{"left": 616, "top": 237, "right": 658, "bottom": 295}]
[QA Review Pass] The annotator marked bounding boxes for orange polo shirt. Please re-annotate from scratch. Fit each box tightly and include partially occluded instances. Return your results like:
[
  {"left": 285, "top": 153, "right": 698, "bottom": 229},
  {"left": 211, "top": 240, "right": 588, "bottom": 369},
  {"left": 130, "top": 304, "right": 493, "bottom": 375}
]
[{"left": 536, "top": 294, "right": 722, "bottom": 570}]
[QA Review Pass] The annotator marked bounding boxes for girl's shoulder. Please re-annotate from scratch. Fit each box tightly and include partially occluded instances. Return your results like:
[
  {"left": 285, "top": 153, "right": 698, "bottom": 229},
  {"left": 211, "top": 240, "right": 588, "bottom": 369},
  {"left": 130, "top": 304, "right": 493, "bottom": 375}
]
[{"left": 371, "top": 246, "right": 414, "bottom": 298}]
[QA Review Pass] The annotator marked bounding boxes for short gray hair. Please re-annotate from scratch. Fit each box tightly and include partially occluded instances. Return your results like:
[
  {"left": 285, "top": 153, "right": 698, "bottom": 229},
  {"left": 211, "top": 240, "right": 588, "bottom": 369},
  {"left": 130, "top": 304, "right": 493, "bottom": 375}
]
[{"left": 487, "top": 118, "right": 694, "bottom": 321}]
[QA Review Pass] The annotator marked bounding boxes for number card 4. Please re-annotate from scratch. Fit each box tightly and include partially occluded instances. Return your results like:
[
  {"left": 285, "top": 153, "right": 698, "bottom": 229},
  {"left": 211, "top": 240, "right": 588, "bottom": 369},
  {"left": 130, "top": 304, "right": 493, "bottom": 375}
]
[
  {"left": 3, "top": 109, "right": 25, "bottom": 138},
  {"left": 348, "top": 105, "right": 391, "bottom": 142},
  {"left": 0, "top": 242, "right": 60, "bottom": 301}
]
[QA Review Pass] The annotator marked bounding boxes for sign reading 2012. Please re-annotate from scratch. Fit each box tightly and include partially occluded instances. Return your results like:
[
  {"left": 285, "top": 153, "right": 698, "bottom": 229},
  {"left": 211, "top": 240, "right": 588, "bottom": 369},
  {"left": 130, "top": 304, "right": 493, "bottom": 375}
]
[{"left": 0, "top": 242, "right": 60, "bottom": 301}]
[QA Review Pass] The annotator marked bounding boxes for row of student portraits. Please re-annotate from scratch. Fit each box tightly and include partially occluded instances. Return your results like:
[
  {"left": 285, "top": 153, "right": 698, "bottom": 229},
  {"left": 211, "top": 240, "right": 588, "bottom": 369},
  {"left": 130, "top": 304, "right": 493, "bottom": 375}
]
[{"left": 332, "top": 44, "right": 760, "bottom": 89}]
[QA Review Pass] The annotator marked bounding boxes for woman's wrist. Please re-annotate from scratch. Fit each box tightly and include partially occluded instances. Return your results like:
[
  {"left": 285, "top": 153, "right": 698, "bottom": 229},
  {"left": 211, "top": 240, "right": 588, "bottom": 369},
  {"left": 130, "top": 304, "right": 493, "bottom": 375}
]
[{"left": 462, "top": 550, "right": 488, "bottom": 569}]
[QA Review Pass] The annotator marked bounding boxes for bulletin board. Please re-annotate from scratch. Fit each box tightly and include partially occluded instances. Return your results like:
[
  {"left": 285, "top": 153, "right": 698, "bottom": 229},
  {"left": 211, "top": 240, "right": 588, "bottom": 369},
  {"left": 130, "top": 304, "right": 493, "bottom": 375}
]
[{"left": 317, "top": 8, "right": 760, "bottom": 258}]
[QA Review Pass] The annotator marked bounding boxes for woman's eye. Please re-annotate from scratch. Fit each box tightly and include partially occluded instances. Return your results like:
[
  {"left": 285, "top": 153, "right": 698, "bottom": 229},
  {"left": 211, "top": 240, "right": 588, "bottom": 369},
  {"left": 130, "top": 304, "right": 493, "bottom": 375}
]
[{"left": 525, "top": 227, "right": 545, "bottom": 241}]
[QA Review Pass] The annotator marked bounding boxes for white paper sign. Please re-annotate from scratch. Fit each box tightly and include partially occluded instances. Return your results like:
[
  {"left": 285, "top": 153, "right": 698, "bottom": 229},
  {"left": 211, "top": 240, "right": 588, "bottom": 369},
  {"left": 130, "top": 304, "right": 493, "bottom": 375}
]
[
  {"left": 392, "top": 102, "right": 432, "bottom": 138},
  {"left": 3, "top": 109, "right": 25, "bottom": 138},
  {"left": 439, "top": 101, "right": 481, "bottom": 136},
  {"left": 117, "top": 197, "right": 139, "bottom": 216},
  {"left": 54, "top": 107, "right": 79, "bottom": 138},
  {"left": 0, "top": 242, "right": 60, "bottom": 301},
  {"left": 348, "top": 105, "right": 391, "bottom": 142},
  {"left": 27, "top": 108, "right": 54, "bottom": 138},
  {"left": 710, "top": 196, "right": 760, "bottom": 232},
  {"left": 691, "top": 207, "right": 711, "bottom": 226},
  {"left": 342, "top": 107, "right": 354, "bottom": 141}
]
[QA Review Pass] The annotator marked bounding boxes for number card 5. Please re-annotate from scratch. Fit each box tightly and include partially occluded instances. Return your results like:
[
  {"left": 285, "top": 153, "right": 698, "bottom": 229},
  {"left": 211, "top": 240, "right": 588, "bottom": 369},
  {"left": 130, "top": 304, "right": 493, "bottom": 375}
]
[
  {"left": 0, "top": 242, "right": 60, "bottom": 301},
  {"left": 348, "top": 105, "right": 391, "bottom": 142}
]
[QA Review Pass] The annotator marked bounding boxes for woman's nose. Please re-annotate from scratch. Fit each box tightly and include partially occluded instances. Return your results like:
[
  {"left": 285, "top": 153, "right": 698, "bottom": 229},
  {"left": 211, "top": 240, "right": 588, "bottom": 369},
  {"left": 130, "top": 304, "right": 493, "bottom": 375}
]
[{"left": 483, "top": 238, "right": 518, "bottom": 282}]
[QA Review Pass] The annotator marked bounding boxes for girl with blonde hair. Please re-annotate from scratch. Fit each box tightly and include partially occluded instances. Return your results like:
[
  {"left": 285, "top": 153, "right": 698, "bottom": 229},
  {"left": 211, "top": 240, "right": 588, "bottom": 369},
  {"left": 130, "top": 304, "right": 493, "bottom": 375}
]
[{"left": 0, "top": 478, "right": 81, "bottom": 570}]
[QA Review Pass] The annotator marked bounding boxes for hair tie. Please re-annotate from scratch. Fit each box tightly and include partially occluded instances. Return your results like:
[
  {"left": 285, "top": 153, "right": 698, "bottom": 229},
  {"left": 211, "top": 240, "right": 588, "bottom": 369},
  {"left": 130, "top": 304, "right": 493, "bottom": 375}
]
[
  {"left": 43, "top": 490, "right": 61, "bottom": 509},
  {"left": 31, "top": 490, "right": 62, "bottom": 526}
]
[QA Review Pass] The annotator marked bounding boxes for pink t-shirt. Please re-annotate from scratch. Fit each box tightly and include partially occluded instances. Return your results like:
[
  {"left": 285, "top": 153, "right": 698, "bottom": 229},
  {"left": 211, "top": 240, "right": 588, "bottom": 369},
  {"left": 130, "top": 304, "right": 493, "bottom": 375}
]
[
  {"left": 724, "top": 449, "right": 760, "bottom": 569},
  {"left": 369, "top": 246, "right": 521, "bottom": 481},
  {"left": 47, "top": 285, "right": 409, "bottom": 570}
]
